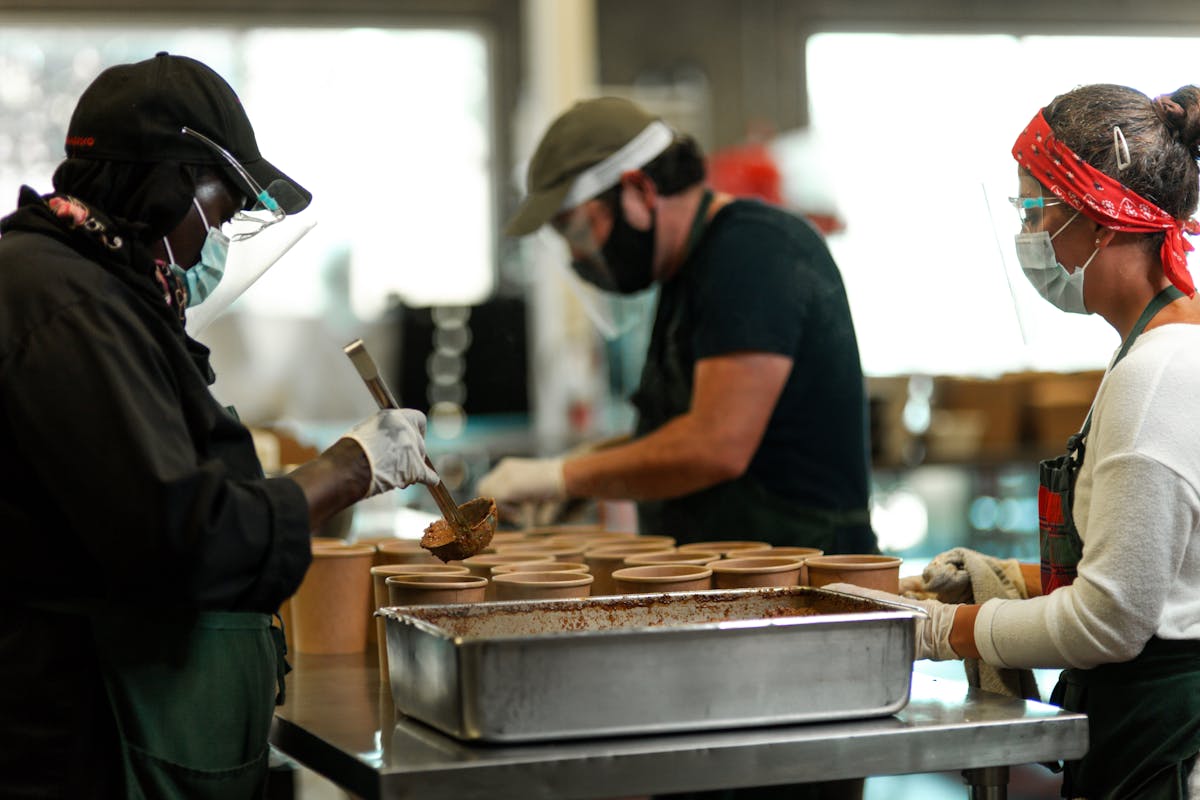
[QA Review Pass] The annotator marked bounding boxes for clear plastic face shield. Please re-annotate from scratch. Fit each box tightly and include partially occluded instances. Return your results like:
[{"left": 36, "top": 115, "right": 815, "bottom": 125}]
[
  {"left": 519, "top": 119, "right": 673, "bottom": 340},
  {"left": 980, "top": 173, "right": 1114, "bottom": 368},
  {"left": 530, "top": 212, "right": 657, "bottom": 342},
  {"left": 554, "top": 204, "right": 623, "bottom": 293},
  {"left": 179, "top": 127, "right": 317, "bottom": 337}
]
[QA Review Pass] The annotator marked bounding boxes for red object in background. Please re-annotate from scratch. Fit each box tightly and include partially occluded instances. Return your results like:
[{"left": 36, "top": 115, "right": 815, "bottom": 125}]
[
  {"left": 707, "top": 142, "right": 783, "bottom": 205},
  {"left": 801, "top": 212, "right": 845, "bottom": 235},
  {"left": 707, "top": 140, "right": 845, "bottom": 235}
]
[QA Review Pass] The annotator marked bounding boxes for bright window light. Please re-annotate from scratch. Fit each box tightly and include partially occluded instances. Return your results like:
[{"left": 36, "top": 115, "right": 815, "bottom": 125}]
[
  {"left": 0, "top": 25, "right": 493, "bottom": 319},
  {"left": 802, "top": 33, "right": 1200, "bottom": 377}
]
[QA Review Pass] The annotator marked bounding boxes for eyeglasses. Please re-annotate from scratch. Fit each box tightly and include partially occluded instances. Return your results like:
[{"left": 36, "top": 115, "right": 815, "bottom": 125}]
[
  {"left": 1008, "top": 195, "right": 1064, "bottom": 228},
  {"left": 181, "top": 126, "right": 285, "bottom": 241}
]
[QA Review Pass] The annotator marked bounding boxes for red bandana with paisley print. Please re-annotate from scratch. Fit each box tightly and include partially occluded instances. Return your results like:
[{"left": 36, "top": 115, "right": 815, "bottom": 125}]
[{"left": 1013, "top": 109, "right": 1200, "bottom": 297}]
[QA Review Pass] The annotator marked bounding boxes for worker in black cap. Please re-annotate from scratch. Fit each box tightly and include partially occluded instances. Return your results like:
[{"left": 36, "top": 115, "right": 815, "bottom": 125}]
[
  {"left": 481, "top": 98, "right": 877, "bottom": 561},
  {"left": 0, "top": 53, "right": 437, "bottom": 799}
]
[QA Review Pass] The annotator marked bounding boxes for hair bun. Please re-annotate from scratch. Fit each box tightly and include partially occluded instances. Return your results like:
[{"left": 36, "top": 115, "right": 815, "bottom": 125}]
[{"left": 1154, "top": 86, "right": 1200, "bottom": 156}]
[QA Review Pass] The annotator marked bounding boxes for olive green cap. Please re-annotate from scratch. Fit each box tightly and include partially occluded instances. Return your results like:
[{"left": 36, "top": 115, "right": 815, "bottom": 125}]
[{"left": 505, "top": 97, "right": 663, "bottom": 236}]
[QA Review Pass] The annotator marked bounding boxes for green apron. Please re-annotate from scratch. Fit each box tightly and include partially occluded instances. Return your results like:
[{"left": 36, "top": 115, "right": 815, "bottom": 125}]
[
  {"left": 1050, "top": 638, "right": 1200, "bottom": 799},
  {"left": 638, "top": 473, "right": 874, "bottom": 553},
  {"left": 632, "top": 191, "right": 874, "bottom": 554},
  {"left": 86, "top": 607, "right": 288, "bottom": 800}
]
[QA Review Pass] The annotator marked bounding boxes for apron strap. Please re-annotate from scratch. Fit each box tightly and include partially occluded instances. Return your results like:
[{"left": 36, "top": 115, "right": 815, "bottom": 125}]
[
  {"left": 682, "top": 189, "right": 714, "bottom": 260},
  {"left": 1074, "top": 285, "right": 1184, "bottom": 447},
  {"left": 270, "top": 612, "right": 292, "bottom": 705}
]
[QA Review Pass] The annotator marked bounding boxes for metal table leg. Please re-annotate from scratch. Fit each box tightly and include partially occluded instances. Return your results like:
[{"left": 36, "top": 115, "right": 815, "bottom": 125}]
[{"left": 961, "top": 765, "right": 1010, "bottom": 800}]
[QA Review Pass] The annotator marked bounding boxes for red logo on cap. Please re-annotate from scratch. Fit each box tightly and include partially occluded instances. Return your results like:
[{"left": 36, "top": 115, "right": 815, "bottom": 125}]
[{"left": 66, "top": 136, "right": 95, "bottom": 148}]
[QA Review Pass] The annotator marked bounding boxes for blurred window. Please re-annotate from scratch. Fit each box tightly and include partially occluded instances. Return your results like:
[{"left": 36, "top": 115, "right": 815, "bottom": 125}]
[
  {"left": 804, "top": 33, "right": 1200, "bottom": 376},
  {"left": 0, "top": 25, "right": 493, "bottom": 319}
]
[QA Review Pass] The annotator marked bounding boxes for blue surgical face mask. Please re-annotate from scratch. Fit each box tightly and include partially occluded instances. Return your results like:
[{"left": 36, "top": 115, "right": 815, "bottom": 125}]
[
  {"left": 164, "top": 198, "right": 230, "bottom": 307},
  {"left": 1013, "top": 210, "right": 1099, "bottom": 315}
]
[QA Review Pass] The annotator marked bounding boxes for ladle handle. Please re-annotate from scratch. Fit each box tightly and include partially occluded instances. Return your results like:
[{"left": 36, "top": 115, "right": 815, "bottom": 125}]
[{"left": 343, "top": 339, "right": 470, "bottom": 531}]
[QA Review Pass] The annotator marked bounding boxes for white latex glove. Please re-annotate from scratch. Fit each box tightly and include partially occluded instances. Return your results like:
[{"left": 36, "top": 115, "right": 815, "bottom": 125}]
[
  {"left": 509, "top": 437, "right": 629, "bottom": 526},
  {"left": 477, "top": 457, "right": 567, "bottom": 506},
  {"left": 822, "top": 583, "right": 961, "bottom": 662},
  {"left": 339, "top": 409, "right": 439, "bottom": 497}
]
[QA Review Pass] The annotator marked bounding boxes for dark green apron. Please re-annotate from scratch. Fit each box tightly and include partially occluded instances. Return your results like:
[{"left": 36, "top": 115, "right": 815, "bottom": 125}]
[
  {"left": 638, "top": 473, "right": 874, "bottom": 553},
  {"left": 632, "top": 191, "right": 874, "bottom": 554},
  {"left": 1051, "top": 638, "right": 1200, "bottom": 799},
  {"left": 86, "top": 607, "right": 288, "bottom": 800},
  {"left": 1036, "top": 286, "right": 1200, "bottom": 799}
]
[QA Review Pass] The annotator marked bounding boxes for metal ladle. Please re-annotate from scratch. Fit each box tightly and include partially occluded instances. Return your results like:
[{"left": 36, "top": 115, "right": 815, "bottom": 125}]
[{"left": 343, "top": 339, "right": 495, "bottom": 560}]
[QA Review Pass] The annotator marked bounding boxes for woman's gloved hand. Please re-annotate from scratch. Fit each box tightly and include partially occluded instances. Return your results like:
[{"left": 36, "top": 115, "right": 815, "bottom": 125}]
[
  {"left": 822, "top": 583, "right": 962, "bottom": 662},
  {"left": 904, "top": 547, "right": 1027, "bottom": 604},
  {"left": 477, "top": 457, "right": 567, "bottom": 507},
  {"left": 338, "top": 409, "right": 439, "bottom": 497}
]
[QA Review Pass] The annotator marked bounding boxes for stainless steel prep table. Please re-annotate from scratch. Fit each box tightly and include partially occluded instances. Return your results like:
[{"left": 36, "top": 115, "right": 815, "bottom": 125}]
[{"left": 270, "top": 652, "right": 1088, "bottom": 800}]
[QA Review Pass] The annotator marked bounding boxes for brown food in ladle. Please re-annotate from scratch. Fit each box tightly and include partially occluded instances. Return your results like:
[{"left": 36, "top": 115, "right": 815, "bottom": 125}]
[{"left": 420, "top": 496, "right": 497, "bottom": 562}]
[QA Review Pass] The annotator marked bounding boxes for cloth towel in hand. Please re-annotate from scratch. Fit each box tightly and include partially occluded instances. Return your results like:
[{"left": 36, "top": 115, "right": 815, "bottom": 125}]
[{"left": 923, "top": 548, "right": 1041, "bottom": 701}]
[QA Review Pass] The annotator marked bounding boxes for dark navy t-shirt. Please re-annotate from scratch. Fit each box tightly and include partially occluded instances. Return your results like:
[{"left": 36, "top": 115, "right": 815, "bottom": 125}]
[{"left": 633, "top": 198, "right": 871, "bottom": 517}]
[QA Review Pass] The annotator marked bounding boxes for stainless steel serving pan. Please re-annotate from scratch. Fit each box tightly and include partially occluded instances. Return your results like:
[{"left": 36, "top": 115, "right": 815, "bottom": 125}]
[{"left": 380, "top": 586, "right": 919, "bottom": 742}]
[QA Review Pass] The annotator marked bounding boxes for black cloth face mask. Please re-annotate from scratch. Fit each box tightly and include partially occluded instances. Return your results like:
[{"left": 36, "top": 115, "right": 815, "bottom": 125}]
[{"left": 571, "top": 195, "right": 656, "bottom": 294}]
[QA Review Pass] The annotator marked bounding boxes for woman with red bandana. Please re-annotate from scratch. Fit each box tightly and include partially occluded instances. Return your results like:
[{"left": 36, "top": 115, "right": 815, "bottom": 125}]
[{"left": 833, "top": 84, "right": 1200, "bottom": 799}]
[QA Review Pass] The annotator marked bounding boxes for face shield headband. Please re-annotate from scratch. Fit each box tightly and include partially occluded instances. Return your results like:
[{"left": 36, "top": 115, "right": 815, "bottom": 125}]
[
  {"left": 1012, "top": 109, "right": 1200, "bottom": 297},
  {"left": 559, "top": 120, "right": 674, "bottom": 211},
  {"left": 180, "top": 126, "right": 286, "bottom": 240}
]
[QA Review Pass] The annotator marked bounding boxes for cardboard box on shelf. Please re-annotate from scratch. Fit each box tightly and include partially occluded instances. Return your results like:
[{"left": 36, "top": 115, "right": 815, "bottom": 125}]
[
  {"left": 1026, "top": 371, "right": 1102, "bottom": 452},
  {"left": 868, "top": 370, "right": 1103, "bottom": 465},
  {"left": 934, "top": 374, "right": 1028, "bottom": 458}
]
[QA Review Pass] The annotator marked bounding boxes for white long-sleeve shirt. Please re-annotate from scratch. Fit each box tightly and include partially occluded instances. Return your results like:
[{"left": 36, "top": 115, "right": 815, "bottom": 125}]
[{"left": 975, "top": 324, "right": 1200, "bottom": 670}]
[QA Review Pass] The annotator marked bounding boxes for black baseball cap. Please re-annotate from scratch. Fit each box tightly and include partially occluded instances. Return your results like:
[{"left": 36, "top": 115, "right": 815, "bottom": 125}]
[{"left": 64, "top": 52, "right": 310, "bottom": 214}]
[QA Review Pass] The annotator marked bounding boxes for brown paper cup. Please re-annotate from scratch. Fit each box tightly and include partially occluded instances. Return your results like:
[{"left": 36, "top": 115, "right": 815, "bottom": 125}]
[
  {"left": 805, "top": 555, "right": 902, "bottom": 593},
  {"left": 710, "top": 556, "right": 805, "bottom": 589},
  {"left": 584, "top": 543, "right": 676, "bottom": 596},
  {"left": 385, "top": 574, "right": 487, "bottom": 606},
  {"left": 519, "top": 524, "right": 608, "bottom": 538},
  {"left": 628, "top": 534, "right": 677, "bottom": 548},
  {"left": 291, "top": 544, "right": 375, "bottom": 655},
  {"left": 611, "top": 564, "right": 713, "bottom": 594},
  {"left": 371, "top": 564, "right": 470, "bottom": 679},
  {"left": 677, "top": 540, "right": 769, "bottom": 557},
  {"left": 495, "top": 542, "right": 589, "bottom": 562},
  {"left": 310, "top": 536, "right": 349, "bottom": 549},
  {"left": 731, "top": 547, "right": 824, "bottom": 584},
  {"left": 544, "top": 532, "right": 638, "bottom": 548},
  {"left": 623, "top": 551, "right": 722, "bottom": 567},
  {"left": 376, "top": 539, "right": 440, "bottom": 566},
  {"left": 492, "top": 561, "right": 590, "bottom": 576},
  {"left": 461, "top": 553, "right": 556, "bottom": 598},
  {"left": 489, "top": 532, "right": 535, "bottom": 547},
  {"left": 491, "top": 571, "right": 594, "bottom": 601}
]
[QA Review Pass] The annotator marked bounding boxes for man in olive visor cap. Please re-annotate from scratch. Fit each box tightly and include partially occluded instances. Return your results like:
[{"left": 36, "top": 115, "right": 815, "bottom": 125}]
[{"left": 481, "top": 97, "right": 878, "bottom": 561}]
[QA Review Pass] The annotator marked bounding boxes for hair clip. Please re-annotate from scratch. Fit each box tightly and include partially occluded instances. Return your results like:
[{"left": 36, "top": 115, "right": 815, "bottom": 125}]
[{"left": 1113, "top": 125, "right": 1131, "bottom": 171}]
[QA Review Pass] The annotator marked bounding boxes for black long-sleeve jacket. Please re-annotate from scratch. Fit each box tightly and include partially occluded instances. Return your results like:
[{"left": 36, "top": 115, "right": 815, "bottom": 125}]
[{"left": 0, "top": 187, "right": 312, "bottom": 797}]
